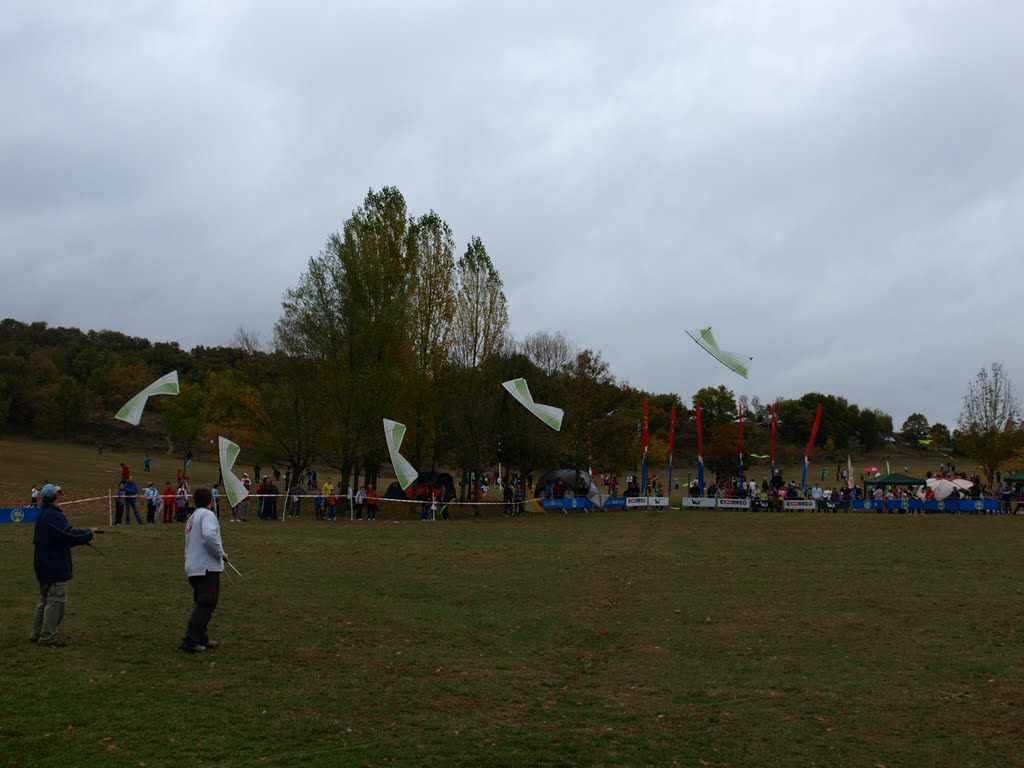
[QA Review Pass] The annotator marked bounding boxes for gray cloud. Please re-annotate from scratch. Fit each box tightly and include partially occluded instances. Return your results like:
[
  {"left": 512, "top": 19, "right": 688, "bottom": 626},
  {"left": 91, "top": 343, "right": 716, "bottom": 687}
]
[{"left": 2, "top": 1, "right": 1022, "bottom": 429}]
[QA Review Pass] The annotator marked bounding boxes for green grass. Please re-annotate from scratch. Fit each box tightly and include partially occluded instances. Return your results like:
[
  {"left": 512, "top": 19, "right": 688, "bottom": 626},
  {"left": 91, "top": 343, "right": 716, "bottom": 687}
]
[
  {"left": 1, "top": 438, "right": 1021, "bottom": 767},
  {"left": 2, "top": 509, "right": 1022, "bottom": 767}
]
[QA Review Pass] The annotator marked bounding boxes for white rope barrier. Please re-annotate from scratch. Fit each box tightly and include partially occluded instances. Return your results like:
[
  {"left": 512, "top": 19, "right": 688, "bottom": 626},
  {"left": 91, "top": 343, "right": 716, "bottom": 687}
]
[
  {"left": 55, "top": 495, "right": 109, "bottom": 506},
  {"left": 0, "top": 490, "right": 533, "bottom": 522}
]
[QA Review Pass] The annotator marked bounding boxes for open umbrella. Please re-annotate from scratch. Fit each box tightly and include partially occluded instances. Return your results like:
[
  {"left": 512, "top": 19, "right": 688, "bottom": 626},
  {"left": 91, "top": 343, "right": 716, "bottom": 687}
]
[
  {"left": 864, "top": 465, "right": 879, "bottom": 473},
  {"left": 926, "top": 477, "right": 959, "bottom": 500}
]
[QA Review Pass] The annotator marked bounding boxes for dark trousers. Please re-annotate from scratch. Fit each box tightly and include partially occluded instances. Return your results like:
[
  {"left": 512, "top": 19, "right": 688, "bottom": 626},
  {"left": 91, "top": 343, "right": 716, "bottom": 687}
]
[
  {"left": 147, "top": 501, "right": 157, "bottom": 523},
  {"left": 182, "top": 570, "right": 220, "bottom": 648},
  {"left": 125, "top": 497, "right": 142, "bottom": 524}
]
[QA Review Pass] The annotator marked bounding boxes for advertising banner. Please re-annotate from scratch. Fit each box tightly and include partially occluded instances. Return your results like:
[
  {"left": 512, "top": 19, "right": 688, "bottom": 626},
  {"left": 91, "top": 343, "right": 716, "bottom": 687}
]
[
  {"left": 679, "top": 498, "right": 717, "bottom": 509},
  {"left": 716, "top": 498, "right": 751, "bottom": 511},
  {"left": 541, "top": 498, "right": 594, "bottom": 510},
  {"left": 960, "top": 499, "right": 999, "bottom": 513},
  {"left": 783, "top": 500, "right": 817, "bottom": 511},
  {"left": 0, "top": 508, "right": 40, "bottom": 524}
]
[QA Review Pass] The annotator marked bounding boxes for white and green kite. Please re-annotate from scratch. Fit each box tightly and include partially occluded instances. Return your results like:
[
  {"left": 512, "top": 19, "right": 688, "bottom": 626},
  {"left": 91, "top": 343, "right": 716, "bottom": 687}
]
[
  {"left": 686, "top": 327, "right": 752, "bottom": 379},
  {"left": 218, "top": 436, "right": 250, "bottom": 509},
  {"left": 115, "top": 371, "right": 180, "bottom": 425},
  {"left": 383, "top": 419, "right": 418, "bottom": 490},
  {"left": 502, "top": 378, "right": 564, "bottom": 431}
]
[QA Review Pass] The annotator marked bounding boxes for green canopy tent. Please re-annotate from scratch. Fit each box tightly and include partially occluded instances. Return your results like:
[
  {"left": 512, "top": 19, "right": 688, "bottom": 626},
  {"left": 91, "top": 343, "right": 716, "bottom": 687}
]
[
  {"left": 862, "top": 473, "right": 928, "bottom": 513},
  {"left": 1003, "top": 471, "right": 1024, "bottom": 483}
]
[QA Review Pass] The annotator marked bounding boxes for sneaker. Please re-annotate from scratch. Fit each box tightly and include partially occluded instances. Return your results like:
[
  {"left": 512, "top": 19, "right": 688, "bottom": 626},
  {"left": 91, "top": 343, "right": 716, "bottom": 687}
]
[
  {"left": 39, "top": 638, "right": 68, "bottom": 647},
  {"left": 179, "top": 644, "right": 206, "bottom": 653},
  {"left": 204, "top": 640, "right": 219, "bottom": 648}
]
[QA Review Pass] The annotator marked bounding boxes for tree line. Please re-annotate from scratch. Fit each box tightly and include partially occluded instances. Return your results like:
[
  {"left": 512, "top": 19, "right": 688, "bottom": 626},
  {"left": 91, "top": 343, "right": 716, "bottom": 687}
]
[{"left": 3, "top": 187, "right": 1020, "bottom": 487}]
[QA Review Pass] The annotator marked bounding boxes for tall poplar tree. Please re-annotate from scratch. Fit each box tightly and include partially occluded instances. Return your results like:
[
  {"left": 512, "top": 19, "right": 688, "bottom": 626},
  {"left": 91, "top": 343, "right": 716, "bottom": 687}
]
[
  {"left": 277, "top": 187, "right": 416, "bottom": 488},
  {"left": 451, "top": 237, "right": 508, "bottom": 369},
  {"left": 447, "top": 236, "right": 510, "bottom": 493},
  {"left": 407, "top": 211, "right": 457, "bottom": 465}
]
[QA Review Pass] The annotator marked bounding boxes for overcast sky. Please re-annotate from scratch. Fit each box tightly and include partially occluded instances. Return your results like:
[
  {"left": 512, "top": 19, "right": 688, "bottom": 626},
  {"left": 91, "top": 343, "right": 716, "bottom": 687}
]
[{"left": 3, "top": 1, "right": 1022, "bottom": 429}]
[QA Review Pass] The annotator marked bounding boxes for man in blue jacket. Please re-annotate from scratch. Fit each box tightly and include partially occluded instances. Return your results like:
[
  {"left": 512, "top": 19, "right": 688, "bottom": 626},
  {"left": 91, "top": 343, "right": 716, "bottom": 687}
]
[
  {"left": 123, "top": 474, "right": 143, "bottom": 524},
  {"left": 31, "top": 484, "right": 99, "bottom": 647}
]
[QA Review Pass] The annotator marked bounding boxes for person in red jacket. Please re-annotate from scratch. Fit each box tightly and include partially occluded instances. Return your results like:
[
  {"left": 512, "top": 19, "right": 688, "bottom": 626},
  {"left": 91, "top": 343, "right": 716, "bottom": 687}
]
[
  {"left": 162, "top": 482, "right": 176, "bottom": 523},
  {"left": 365, "top": 485, "right": 378, "bottom": 520}
]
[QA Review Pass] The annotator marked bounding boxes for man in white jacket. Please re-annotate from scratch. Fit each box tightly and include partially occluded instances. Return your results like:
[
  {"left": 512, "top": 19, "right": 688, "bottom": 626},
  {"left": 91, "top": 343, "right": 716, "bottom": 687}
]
[{"left": 180, "top": 487, "right": 228, "bottom": 653}]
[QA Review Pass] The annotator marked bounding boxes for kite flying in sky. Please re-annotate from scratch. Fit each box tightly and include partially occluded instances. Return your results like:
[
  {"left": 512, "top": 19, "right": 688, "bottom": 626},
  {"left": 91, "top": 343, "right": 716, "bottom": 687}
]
[
  {"left": 502, "top": 378, "right": 564, "bottom": 431},
  {"left": 383, "top": 419, "right": 419, "bottom": 490},
  {"left": 218, "top": 436, "right": 250, "bottom": 509},
  {"left": 686, "top": 327, "right": 752, "bottom": 379},
  {"left": 115, "top": 371, "right": 180, "bottom": 425}
]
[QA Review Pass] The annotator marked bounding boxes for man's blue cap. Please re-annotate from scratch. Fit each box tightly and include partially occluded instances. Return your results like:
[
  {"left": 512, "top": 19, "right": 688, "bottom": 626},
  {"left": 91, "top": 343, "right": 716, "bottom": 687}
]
[{"left": 40, "top": 484, "right": 61, "bottom": 501}]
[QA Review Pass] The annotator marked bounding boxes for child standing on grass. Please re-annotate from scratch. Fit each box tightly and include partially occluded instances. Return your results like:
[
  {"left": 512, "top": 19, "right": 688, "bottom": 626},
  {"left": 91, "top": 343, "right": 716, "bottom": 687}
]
[
  {"left": 365, "top": 485, "right": 378, "bottom": 520},
  {"left": 175, "top": 483, "right": 189, "bottom": 522},
  {"left": 163, "top": 482, "right": 176, "bottom": 523},
  {"left": 114, "top": 481, "right": 125, "bottom": 525}
]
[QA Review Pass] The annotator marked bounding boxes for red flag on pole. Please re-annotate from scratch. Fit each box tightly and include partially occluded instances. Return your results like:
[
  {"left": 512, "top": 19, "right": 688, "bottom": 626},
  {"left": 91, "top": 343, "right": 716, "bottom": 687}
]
[
  {"left": 668, "top": 402, "right": 676, "bottom": 457},
  {"left": 800, "top": 403, "right": 823, "bottom": 488},
  {"left": 668, "top": 402, "right": 676, "bottom": 493},
  {"left": 738, "top": 404, "right": 745, "bottom": 456},
  {"left": 641, "top": 396, "right": 650, "bottom": 493},
  {"left": 805, "top": 404, "right": 822, "bottom": 459},
  {"left": 696, "top": 402, "right": 703, "bottom": 458},
  {"left": 738, "top": 403, "right": 745, "bottom": 483},
  {"left": 696, "top": 401, "right": 705, "bottom": 493},
  {"left": 642, "top": 397, "right": 649, "bottom": 454}
]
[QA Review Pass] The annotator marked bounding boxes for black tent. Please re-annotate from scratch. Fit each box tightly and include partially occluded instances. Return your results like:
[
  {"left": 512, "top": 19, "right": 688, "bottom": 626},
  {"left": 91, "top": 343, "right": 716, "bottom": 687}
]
[
  {"left": 534, "top": 469, "right": 606, "bottom": 507},
  {"left": 383, "top": 481, "right": 407, "bottom": 501},
  {"left": 414, "top": 470, "right": 456, "bottom": 503},
  {"left": 407, "top": 470, "right": 457, "bottom": 519}
]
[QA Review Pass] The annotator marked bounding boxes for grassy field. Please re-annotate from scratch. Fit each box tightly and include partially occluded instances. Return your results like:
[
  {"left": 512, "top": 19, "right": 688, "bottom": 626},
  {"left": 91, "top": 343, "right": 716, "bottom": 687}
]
[{"left": 1, "top": 439, "right": 1021, "bottom": 767}]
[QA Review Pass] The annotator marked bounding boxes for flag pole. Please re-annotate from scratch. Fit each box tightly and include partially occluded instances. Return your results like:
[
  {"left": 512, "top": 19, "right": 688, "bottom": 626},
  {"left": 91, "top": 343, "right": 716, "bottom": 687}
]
[
  {"left": 696, "top": 401, "right": 705, "bottom": 496},
  {"left": 667, "top": 402, "right": 676, "bottom": 502},
  {"left": 738, "top": 404, "right": 745, "bottom": 487},
  {"left": 640, "top": 396, "right": 649, "bottom": 496}
]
